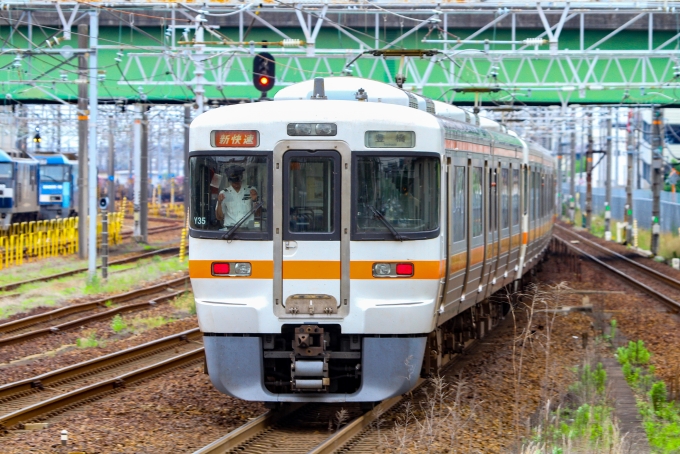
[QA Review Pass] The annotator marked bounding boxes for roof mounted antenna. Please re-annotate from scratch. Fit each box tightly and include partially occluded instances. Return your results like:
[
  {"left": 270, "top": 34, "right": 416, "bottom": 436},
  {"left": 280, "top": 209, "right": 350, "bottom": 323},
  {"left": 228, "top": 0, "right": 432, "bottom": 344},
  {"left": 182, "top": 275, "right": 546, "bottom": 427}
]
[{"left": 311, "top": 77, "right": 327, "bottom": 100}]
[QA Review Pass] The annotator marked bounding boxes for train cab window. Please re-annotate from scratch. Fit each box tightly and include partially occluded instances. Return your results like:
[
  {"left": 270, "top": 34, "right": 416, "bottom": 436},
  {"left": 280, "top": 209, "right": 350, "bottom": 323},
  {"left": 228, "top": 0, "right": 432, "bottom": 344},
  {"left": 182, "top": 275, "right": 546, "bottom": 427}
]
[
  {"left": 501, "top": 168, "right": 509, "bottom": 229},
  {"left": 512, "top": 169, "right": 519, "bottom": 226},
  {"left": 453, "top": 166, "right": 466, "bottom": 242},
  {"left": 0, "top": 163, "right": 12, "bottom": 179},
  {"left": 40, "top": 165, "right": 70, "bottom": 182},
  {"left": 189, "top": 155, "right": 270, "bottom": 239},
  {"left": 472, "top": 166, "right": 483, "bottom": 237},
  {"left": 354, "top": 154, "right": 440, "bottom": 240},
  {"left": 284, "top": 152, "right": 339, "bottom": 240}
]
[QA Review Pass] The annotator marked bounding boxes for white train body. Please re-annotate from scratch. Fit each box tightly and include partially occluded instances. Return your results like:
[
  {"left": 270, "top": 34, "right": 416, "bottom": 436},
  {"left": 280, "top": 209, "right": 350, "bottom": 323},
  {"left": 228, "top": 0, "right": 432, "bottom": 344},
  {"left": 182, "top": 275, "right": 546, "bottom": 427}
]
[{"left": 189, "top": 78, "right": 554, "bottom": 403}]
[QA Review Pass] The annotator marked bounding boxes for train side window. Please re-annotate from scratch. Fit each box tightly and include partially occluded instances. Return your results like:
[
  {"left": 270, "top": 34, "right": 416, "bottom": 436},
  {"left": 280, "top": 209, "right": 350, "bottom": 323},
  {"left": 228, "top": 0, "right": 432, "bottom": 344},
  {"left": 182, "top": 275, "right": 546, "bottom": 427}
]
[
  {"left": 501, "top": 168, "right": 509, "bottom": 229},
  {"left": 472, "top": 166, "right": 483, "bottom": 237},
  {"left": 453, "top": 166, "right": 466, "bottom": 242},
  {"left": 512, "top": 169, "right": 519, "bottom": 226}
]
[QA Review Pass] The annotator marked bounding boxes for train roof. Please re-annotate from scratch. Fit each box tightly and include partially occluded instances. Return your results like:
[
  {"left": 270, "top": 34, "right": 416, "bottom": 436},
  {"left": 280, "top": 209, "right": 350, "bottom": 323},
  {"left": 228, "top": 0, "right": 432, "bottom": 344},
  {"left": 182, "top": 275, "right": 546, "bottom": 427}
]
[
  {"left": 30, "top": 153, "right": 76, "bottom": 165},
  {"left": 191, "top": 99, "right": 442, "bottom": 153},
  {"left": 0, "top": 148, "right": 37, "bottom": 164}
]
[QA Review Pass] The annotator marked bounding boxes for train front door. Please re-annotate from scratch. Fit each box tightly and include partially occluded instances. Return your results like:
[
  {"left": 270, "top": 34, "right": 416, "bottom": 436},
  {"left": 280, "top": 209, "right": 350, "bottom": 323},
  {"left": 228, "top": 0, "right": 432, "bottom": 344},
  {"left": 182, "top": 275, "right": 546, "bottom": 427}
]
[{"left": 272, "top": 142, "right": 351, "bottom": 320}]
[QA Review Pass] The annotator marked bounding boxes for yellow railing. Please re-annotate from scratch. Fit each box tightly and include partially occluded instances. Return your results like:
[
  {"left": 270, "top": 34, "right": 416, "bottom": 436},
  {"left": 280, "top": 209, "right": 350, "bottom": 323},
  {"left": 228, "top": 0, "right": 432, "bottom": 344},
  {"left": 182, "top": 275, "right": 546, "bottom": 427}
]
[{"left": 0, "top": 211, "right": 124, "bottom": 270}]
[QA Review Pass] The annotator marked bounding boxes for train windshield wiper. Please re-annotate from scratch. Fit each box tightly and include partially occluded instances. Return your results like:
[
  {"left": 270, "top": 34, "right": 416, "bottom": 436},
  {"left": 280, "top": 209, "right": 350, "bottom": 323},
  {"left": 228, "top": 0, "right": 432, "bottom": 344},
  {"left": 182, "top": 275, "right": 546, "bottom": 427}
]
[
  {"left": 221, "top": 202, "right": 263, "bottom": 240},
  {"left": 367, "top": 205, "right": 404, "bottom": 241}
]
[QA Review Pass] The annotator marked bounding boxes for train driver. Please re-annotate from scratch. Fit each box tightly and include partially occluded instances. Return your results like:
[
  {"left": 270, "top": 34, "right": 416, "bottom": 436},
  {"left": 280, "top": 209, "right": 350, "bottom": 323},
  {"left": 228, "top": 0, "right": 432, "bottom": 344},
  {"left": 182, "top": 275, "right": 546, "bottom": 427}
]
[{"left": 216, "top": 166, "right": 259, "bottom": 228}]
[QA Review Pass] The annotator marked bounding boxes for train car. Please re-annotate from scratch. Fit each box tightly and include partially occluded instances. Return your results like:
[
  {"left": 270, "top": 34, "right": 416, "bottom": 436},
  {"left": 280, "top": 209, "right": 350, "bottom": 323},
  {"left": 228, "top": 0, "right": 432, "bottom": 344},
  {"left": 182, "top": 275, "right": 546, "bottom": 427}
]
[
  {"left": 34, "top": 154, "right": 78, "bottom": 219},
  {"left": 0, "top": 148, "right": 39, "bottom": 227},
  {"left": 188, "top": 77, "right": 554, "bottom": 405}
]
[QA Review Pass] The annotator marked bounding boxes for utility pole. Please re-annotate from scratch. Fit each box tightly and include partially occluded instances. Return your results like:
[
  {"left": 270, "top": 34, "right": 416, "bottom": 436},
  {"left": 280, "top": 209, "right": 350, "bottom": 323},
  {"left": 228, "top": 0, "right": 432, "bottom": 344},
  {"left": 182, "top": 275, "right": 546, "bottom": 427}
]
[
  {"left": 108, "top": 115, "right": 115, "bottom": 214},
  {"left": 133, "top": 104, "right": 142, "bottom": 239},
  {"left": 626, "top": 108, "right": 634, "bottom": 244},
  {"left": 604, "top": 109, "right": 613, "bottom": 240},
  {"left": 140, "top": 107, "right": 149, "bottom": 244},
  {"left": 184, "top": 104, "right": 191, "bottom": 216},
  {"left": 569, "top": 127, "right": 576, "bottom": 223},
  {"left": 77, "top": 24, "right": 88, "bottom": 260},
  {"left": 585, "top": 113, "right": 593, "bottom": 230},
  {"left": 87, "top": 11, "right": 99, "bottom": 279},
  {"left": 651, "top": 106, "right": 663, "bottom": 256}
]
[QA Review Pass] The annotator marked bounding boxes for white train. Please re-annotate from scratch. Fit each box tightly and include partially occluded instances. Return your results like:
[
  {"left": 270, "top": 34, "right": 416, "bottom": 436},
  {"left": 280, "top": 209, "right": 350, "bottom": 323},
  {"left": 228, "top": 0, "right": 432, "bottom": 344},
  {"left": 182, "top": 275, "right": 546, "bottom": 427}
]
[{"left": 189, "top": 77, "right": 554, "bottom": 405}]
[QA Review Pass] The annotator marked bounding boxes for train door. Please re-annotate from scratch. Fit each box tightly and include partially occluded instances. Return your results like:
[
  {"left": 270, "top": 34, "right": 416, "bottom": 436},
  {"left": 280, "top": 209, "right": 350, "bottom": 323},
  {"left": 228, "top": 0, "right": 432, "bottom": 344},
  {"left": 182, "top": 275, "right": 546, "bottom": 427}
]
[
  {"left": 508, "top": 164, "right": 521, "bottom": 276},
  {"left": 482, "top": 161, "right": 499, "bottom": 299},
  {"left": 272, "top": 142, "right": 350, "bottom": 320},
  {"left": 441, "top": 154, "right": 468, "bottom": 317},
  {"left": 464, "top": 158, "right": 485, "bottom": 303},
  {"left": 495, "top": 162, "right": 510, "bottom": 290}
]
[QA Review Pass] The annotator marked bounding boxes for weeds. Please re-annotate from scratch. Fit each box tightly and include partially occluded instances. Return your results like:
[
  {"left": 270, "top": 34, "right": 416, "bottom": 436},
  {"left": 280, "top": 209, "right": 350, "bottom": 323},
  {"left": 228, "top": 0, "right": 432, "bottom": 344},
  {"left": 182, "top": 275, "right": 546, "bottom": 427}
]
[
  {"left": 171, "top": 292, "right": 196, "bottom": 315},
  {"left": 76, "top": 330, "right": 104, "bottom": 348},
  {"left": 111, "top": 314, "right": 127, "bottom": 333},
  {"left": 616, "top": 340, "right": 680, "bottom": 453}
]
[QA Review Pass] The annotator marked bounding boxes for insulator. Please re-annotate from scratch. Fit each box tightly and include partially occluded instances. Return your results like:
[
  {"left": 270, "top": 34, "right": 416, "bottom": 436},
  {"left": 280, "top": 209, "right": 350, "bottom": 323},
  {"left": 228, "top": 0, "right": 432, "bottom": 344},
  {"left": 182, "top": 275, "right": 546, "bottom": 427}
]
[
  {"left": 523, "top": 38, "right": 545, "bottom": 46},
  {"left": 282, "top": 39, "right": 302, "bottom": 48}
]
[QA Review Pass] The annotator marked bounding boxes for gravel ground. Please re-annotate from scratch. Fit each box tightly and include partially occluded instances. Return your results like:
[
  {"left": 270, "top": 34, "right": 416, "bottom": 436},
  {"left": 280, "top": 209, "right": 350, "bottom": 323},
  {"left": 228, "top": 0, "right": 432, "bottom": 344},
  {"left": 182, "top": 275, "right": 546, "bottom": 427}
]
[
  {"left": 1, "top": 364, "right": 265, "bottom": 453},
  {"left": 0, "top": 302, "right": 197, "bottom": 380},
  {"left": 369, "top": 279, "right": 595, "bottom": 453},
  {"left": 552, "top": 225, "right": 680, "bottom": 389}
]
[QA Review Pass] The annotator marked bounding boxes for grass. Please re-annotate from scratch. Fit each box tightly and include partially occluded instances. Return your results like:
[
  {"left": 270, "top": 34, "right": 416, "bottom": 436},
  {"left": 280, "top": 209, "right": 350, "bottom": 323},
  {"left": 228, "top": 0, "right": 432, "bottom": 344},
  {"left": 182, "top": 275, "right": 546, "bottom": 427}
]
[
  {"left": 566, "top": 208, "right": 680, "bottom": 260},
  {"left": 616, "top": 340, "right": 680, "bottom": 454},
  {"left": 76, "top": 330, "right": 105, "bottom": 349},
  {"left": 0, "top": 256, "right": 187, "bottom": 320},
  {"left": 526, "top": 360, "right": 622, "bottom": 454},
  {"left": 171, "top": 291, "right": 196, "bottom": 315}
]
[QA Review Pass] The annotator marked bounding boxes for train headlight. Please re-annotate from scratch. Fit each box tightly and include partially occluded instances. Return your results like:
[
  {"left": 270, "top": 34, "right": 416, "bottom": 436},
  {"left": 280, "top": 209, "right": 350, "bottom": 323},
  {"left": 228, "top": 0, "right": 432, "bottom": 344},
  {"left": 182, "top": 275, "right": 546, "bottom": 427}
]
[
  {"left": 373, "top": 263, "right": 391, "bottom": 276},
  {"left": 287, "top": 123, "right": 337, "bottom": 136},
  {"left": 372, "top": 262, "right": 414, "bottom": 277},
  {"left": 234, "top": 262, "right": 252, "bottom": 276}
]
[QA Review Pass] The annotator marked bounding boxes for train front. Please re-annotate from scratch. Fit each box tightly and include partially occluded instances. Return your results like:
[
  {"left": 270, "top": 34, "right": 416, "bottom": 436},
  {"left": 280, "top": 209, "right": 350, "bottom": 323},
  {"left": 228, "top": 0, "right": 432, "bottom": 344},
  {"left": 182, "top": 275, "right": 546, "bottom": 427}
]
[
  {"left": 0, "top": 150, "right": 14, "bottom": 227},
  {"left": 189, "top": 97, "right": 444, "bottom": 403},
  {"left": 38, "top": 155, "right": 75, "bottom": 219}
]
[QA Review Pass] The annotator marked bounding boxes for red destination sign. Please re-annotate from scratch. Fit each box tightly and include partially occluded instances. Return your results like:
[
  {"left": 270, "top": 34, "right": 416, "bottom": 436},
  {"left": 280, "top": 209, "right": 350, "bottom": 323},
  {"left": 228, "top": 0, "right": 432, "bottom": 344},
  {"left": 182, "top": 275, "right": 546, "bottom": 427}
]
[{"left": 212, "top": 130, "right": 259, "bottom": 148}]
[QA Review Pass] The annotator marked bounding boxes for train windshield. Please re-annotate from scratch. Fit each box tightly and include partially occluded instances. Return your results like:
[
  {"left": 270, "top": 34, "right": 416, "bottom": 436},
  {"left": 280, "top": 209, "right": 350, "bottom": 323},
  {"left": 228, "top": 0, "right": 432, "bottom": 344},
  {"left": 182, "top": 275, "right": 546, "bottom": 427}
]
[
  {"left": 189, "top": 155, "right": 270, "bottom": 239},
  {"left": 0, "top": 163, "right": 12, "bottom": 179},
  {"left": 354, "top": 155, "right": 440, "bottom": 240},
  {"left": 40, "top": 165, "right": 69, "bottom": 182}
]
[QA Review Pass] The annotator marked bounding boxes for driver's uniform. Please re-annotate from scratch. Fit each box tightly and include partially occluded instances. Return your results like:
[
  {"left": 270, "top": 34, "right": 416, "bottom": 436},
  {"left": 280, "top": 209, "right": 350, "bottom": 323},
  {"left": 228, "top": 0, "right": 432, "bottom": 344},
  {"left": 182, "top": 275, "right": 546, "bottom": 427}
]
[{"left": 216, "top": 185, "right": 258, "bottom": 227}]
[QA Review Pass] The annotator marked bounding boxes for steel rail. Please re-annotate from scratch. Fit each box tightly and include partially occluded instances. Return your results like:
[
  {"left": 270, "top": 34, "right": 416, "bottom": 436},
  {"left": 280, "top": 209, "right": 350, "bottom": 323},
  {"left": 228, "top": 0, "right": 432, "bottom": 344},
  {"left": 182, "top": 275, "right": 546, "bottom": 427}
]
[
  {"left": 0, "top": 246, "right": 181, "bottom": 293},
  {"left": 0, "top": 275, "right": 190, "bottom": 345},
  {"left": 0, "top": 328, "right": 200, "bottom": 400},
  {"left": 554, "top": 224, "right": 680, "bottom": 292},
  {"left": 552, "top": 235, "right": 680, "bottom": 311},
  {"left": 0, "top": 345, "right": 204, "bottom": 429}
]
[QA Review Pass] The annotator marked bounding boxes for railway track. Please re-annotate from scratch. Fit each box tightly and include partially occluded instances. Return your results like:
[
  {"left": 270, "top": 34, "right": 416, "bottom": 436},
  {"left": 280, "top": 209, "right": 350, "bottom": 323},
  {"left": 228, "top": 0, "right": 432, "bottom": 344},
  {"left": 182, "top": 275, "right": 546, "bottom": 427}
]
[
  {"left": 120, "top": 223, "right": 181, "bottom": 240},
  {"left": 193, "top": 338, "right": 481, "bottom": 454},
  {"left": 0, "top": 246, "right": 182, "bottom": 293},
  {"left": 0, "top": 275, "right": 190, "bottom": 347},
  {"left": 552, "top": 224, "right": 680, "bottom": 311},
  {"left": 0, "top": 329, "right": 203, "bottom": 430}
]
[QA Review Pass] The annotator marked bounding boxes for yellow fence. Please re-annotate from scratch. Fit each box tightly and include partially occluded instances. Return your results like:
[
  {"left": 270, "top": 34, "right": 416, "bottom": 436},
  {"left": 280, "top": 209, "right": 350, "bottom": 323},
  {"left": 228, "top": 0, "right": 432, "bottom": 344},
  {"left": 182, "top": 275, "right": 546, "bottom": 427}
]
[{"left": 0, "top": 212, "right": 125, "bottom": 270}]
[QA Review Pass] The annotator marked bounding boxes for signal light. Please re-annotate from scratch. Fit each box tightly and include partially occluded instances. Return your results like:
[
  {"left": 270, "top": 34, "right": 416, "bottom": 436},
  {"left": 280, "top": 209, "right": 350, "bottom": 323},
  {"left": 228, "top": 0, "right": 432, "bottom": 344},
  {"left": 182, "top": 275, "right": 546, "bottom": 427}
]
[
  {"left": 396, "top": 263, "right": 414, "bottom": 276},
  {"left": 253, "top": 52, "right": 275, "bottom": 93},
  {"left": 212, "top": 263, "right": 230, "bottom": 275}
]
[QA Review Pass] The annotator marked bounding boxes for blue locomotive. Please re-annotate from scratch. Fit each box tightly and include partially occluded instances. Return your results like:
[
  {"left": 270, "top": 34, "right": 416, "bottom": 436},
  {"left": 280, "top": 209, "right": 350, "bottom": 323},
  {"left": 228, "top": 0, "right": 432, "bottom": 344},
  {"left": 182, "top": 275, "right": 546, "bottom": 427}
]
[
  {"left": 34, "top": 154, "right": 78, "bottom": 220},
  {"left": 0, "top": 148, "right": 39, "bottom": 227}
]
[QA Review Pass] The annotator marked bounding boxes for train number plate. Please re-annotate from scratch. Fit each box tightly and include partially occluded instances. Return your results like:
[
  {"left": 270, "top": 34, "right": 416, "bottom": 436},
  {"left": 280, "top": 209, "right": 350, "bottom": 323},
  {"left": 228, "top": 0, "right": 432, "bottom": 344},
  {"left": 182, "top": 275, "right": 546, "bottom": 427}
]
[{"left": 285, "top": 295, "right": 338, "bottom": 315}]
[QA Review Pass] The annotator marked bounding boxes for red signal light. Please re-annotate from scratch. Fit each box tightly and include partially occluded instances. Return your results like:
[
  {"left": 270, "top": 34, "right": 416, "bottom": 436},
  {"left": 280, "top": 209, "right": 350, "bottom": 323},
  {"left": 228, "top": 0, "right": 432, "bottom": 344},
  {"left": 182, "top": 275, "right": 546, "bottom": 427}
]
[
  {"left": 395, "top": 263, "right": 414, "bottom": 276},
  {"left": 259, "top": 76, "right": 270, "bottom": 86},
  {"left": 212, "top": 262, "right": 230, "bottom": 275}
]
